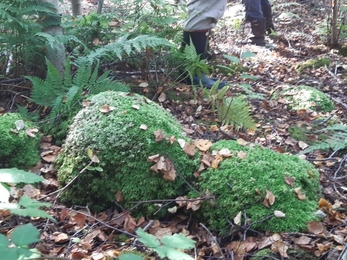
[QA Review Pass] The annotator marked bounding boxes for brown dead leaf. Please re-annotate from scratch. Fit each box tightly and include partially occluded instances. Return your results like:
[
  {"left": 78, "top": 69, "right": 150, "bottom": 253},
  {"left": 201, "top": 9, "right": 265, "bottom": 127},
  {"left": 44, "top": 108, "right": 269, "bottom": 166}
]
[
  {"left": 25, "top": 128, "right": 39, "bottom": 138},
  {"left": 150, "top": 156, "right": 176, "bottom": 181},
  {"left": 99, "top": 105, "right": 115, "bottom": 113},
  {"left": 284, "top": 176, "right": 295, "bottom": 187},
  {"left": 194, "top": 139, "right": 213, "bottom": 152},
  {"left": 237, "top": 151, "right": 247, "bottom": 159},
  {"left": 147, "top": 154, "right": 160, "bottom": 163},
  {"left": 298, "top": 140, "right": 309, "bottom": 150},
  {"left": 294, "top": 187, "right": 306, "bottom": 200},
  {"left": 258, "top": 233, "right": 281, "bottom": 250},
  {"left": 132, "top": 104, "right": 140, "bottom": 110},
  {"left": 234, "top": 211, "right": 242, "bottom": 225},
  {"left": 262, "top": 190, "right": 276, "bottom": 208},
  {"left": 168, "top": 136, "right": 176, "bottom": 144},
  {"left": 139, "top": 124, "right": 148, "bottom": 130},
  {"left": 307, "top": 220, "right": 324, "bottom": 235},
  {"left": 124, "top": 214, "right": 137, "bottom": 233},
  {"left": 53, "top": 232, "right": 69, "bottom": 243},
  {"left": 211, "top": 154, "right": 223, "bottom": 169},
  {"left": 187, "top": 199, "right": 201, "bottom": 211},
  {"left": 154, "top": 129, "right": 166, "bottom": 142},
  {"left": 271, "top": 241, "right": 289, "bottom": 258},
  {"left": 158, "top": 92, "right": 166, "bottom": 102},
  {"left": 183, "top": 143, "right": 196, "bottom": 157},
  {"left": 237, "top": 138, "right": 248, "bottom": 146},
  {"left": 74, "top": 213, "right": 86, "bottom": 229},
  {"left": 116, "top": 190, "right": 123, "bottom": 202}
]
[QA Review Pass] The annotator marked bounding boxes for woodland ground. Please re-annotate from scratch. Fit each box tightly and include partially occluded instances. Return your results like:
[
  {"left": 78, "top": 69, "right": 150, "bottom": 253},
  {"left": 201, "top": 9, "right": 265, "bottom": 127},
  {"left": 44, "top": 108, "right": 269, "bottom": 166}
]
[{"left": 1, "top": 0, "right": 347, "bottom": 259}]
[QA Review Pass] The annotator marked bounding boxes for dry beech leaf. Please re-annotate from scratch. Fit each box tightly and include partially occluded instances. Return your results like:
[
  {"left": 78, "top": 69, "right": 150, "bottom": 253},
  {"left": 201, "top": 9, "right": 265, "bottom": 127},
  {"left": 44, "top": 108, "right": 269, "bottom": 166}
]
[
  {"left": 54, "top": 232, "right": 69, "bottom": 243},
  {"left": 237, "top": 138, "right": 248, "bottom": 146},
  {"left": 168, "top": 136, "right": 176, "bottom": 144},
  {"left": 219, "top": 148, "right": 232, "bottom": 157},
  {"left": 154, "top": 129, "right": 166, "bottom": 142},
  {"left": 168, "top": 206, "right": 177, "bottom": 214},
  {"left": 99, "top": 105, "right": 115, "bottom": 113},
  {"left": 158, "top": 92, "right": 166, "bottom": 102},
  {"left": 271, "top": 241, "right": 289, "bottom": 258},
  {"left": 177, "top": 138, "right": 186, "bottom": 149},
  {"left": 307, "top": 220, "right": 324, "bottom": 235},
  {"left": 26, "top": 128, "right": 39, "bottom": 138},
  {"left": 284, "top": 176, "right": 295, "bottom": 187},
  {"left": 237, "top": 151, "right": 247, "bottom": 159},
  {"left": 294, "top": 187, "right": 306, "bottom": 200},
  {"left": 234, "top": 211, "right": 242, "bottom": 225},
  {"left": 74, "top": 213, "right": 86, "bottom": 229},
  {"left": 183, "top": 143, "right": 196, "bottom": 157},
  {"left": 194, "top": 139, "right": 213, "bottom": 152},
  {"left": 187, "top": 199, "right": 201, "bottom": 211},
  {"left": 274, "top": 210, "right": 286, "bottom": 218},
  {"left": 116, "top": 190, "right": 123, "bottom": 202},
  {"left": 139, "top": 82, "right": 149, "bottom": 88},
  {"left": 147, "top": 154, "right": 160, "bottom": 162},
  {"left": 139, "top": 124, "right": 148, "bottom": 130},
  {"left": 132, "top": 104, "right": 140, "bottom": 110},
  {"left": 263, "top": 190, "right": 276, "bottom": 208},
  {"left": 211, "top": 154, "right": 223, "bottom": 169},
  {"left": 298, "top": 140, "right": 309, "bottom": 150}
]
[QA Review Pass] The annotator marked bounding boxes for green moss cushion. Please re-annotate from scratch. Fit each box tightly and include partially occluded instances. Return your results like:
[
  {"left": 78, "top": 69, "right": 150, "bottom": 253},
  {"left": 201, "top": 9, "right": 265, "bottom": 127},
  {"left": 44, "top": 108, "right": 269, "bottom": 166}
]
[
  {"left": 0, "top": 113, "right": 40, "bottom": 169},
  {"left": 57, "top": 91, "right": 200, "bottom": 214},
  {"left": 197, "top": 140, "right": 321, "bottom": 233},
  {"left": 281, "top": 85, "right": 334, "bottom": 112}
]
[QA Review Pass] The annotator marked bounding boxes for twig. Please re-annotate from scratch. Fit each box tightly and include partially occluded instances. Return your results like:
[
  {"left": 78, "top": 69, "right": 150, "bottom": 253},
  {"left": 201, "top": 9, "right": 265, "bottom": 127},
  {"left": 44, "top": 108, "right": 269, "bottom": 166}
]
[
  {"left": 199, "top": 222, "right": 225, "bottom": 259},
  {"left": 39, "top": 161, "right": 93, "bottom": 201},
  {"left": 67, "top": 208, "right": 137, "bottom": 238},
  {"left": 337, "top": 243, "right": 347, "bottom": 260}
]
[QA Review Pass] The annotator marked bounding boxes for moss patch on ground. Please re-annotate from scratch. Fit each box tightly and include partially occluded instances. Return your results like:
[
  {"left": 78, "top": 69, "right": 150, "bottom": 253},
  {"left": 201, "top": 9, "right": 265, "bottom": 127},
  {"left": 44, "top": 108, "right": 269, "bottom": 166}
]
[
  {"left": 280, "top": 85, "right": 334, "bottom": 112},
  {"left": 196, "top": 140, "right": 321, "bottom": 233},
  {"left": 57, "top": 91, "right": 200, "bottom": 215},
  {"left": 0, "top": 113, "right": 41, "bottom": 169}
]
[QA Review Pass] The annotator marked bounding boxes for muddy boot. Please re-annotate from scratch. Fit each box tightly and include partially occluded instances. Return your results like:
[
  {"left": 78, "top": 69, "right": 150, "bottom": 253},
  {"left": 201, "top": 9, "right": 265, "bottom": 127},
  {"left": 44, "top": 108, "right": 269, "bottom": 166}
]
[
  {"left": 182, "top": 31, "right": 228, "bottom": 89},
  {"left": 250, "top": 18, "right": 266, "bottom": 46},
  {"left": 261, "top": 4, "right": 275, "bottom": 35}
]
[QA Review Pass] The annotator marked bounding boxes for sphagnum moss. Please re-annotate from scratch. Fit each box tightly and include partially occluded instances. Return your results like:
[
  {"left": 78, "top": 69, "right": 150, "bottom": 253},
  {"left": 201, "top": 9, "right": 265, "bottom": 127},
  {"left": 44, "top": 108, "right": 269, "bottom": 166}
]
[
  {"left": 57, "top": 91, "right": 200, "bottom": 215},
  {"left": 196, "top": 140, "right": 321, "bottom": 233}
]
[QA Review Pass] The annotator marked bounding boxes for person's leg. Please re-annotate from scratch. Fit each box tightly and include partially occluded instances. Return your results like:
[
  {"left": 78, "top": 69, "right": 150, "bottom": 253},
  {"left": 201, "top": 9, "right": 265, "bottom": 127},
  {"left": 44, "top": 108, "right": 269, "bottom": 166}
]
[
  {"left": 182, "top": 0, "right": 228, "bottom": 88},
  {"left": 261, "top": 0, "right": 275, "bottom": 34},
  {"left": 244, "top": 0, "right": 266, "bottom": 46}
]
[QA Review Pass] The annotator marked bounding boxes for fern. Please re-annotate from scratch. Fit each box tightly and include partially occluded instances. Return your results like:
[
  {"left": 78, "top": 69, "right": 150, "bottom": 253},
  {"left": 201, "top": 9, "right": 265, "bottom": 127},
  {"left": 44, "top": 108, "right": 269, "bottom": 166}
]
[
  {"left": 216, "top": 95, "right": 256, "bottom": 130},
  {"left": 301, "top": 124, "right": 347, "bottom": 154},
  {"left": 25, "top": 57, "right": 129, "bottom": 143},
  {"left": 75, "top": 34, "right": 174, "bottom": 65}
]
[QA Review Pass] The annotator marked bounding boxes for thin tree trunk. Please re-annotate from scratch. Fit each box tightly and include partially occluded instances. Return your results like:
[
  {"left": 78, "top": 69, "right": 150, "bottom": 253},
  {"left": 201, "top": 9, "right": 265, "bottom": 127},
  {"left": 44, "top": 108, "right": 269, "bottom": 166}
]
[
  {"left": 329, "top": 0, "right": 339, "bottom": 46},
  {"left": 40, "top": 0, "right": 66, "bottom": 77},
  {"left": 71, "top": 0, "right": 81, "bottom": 16}
]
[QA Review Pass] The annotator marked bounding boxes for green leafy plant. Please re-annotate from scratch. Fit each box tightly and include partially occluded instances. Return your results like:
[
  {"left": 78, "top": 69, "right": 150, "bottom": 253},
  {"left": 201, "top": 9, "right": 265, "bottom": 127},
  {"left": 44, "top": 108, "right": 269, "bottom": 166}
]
[
  {"left": 204, "top": 83, "right": 256, "bottom": 130},
  {"left": 0, "top": 223, "right": 41, "bottom": 260},
  {"left": 25, "top": 57, "right": 129, "bottom": 143},
  {"left": 136, "top": 228, "right": 195, "bottom": 260},
  {"left": 0, "top": 168, "right": 54, "bottom": 260},
  {"left": 301, "top": 124, "right": 347, "bottom": 154}
]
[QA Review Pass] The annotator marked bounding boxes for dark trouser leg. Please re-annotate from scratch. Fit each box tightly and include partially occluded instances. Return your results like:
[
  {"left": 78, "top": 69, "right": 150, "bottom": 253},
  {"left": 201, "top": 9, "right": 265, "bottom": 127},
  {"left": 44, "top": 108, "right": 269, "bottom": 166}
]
[
  {"left": 261, "top": 4, "right": 275, "bottom": 34},
  {"left": 182, "top": 31, "right": 227, "bottom": 88}
]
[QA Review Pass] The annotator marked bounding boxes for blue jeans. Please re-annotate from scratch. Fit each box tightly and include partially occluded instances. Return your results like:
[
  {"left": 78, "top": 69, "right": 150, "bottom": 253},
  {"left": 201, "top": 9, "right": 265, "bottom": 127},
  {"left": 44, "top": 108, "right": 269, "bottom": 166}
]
[{"left": 245, "top": 0, "right": 271, "bottom": 20}]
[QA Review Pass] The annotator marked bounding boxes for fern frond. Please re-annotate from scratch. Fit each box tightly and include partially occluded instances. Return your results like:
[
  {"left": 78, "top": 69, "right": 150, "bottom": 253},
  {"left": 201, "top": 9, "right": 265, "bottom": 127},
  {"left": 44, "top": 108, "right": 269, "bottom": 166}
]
[
  {"left": 301, "top": 124, "right": 347, "bottom": 154},
  {"left": 216, "top": 96, "right": 256, "bottom": 130}
]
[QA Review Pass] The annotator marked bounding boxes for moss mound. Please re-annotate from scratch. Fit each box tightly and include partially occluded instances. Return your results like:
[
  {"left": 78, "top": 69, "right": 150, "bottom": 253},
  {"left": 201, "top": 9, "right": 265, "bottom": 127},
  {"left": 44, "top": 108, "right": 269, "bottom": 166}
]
[
  {"left": 0, "top": 113, "right": 41, "bottom": 169},
  {"left": 281, "top": 85, "right": 334, "bottom": 112},
  {"left": 57, "top": 91, "right": 200, "bottom": 214},
  {"left": 197, "top": 140, "right": 321, "bottom": 233}
]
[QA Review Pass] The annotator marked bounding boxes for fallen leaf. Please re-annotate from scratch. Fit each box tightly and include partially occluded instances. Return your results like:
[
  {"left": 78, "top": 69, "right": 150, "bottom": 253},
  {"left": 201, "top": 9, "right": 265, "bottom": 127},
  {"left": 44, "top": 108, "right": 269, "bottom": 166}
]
[
  {"left": 298, "top": 140, "right": 309, "bottom": 150},
  {"left": 194, "top": 139, "right": 213, "bottom": 152},
  {"left": 294, "top": 187, "right": 306, "bottom": 200},
  {"left": 307, "top": 220, "right": 324, "bottom": 234},
  {"left": 234, "top": 211, "right": 242, "bottom": 225},
  {"left": 139, "top": 82, "right": 149, "bottom": 88},
  {"left": 237, "top": 151, "right": 247, "bottom": 159},
  {"left": 284, "top": 176, "right": 295, "bottom": 187},
  {"left": 263, "top": 190, "right": 276, "bottom": 208},
  {"left": 274, "top": 210, "right": 285, "bottom": 218},
  {"left": 26, "top": 128, "right": 39, "bottom": 137},
  {"left": 132, "top": 104, "right": 140, "bottom": 110},
  {"left": 158, "top": 92, "right": 166, "bottom": 102},
  {"left": 154, "top": 129, "right": 166, "bottom": 142},
  {"left": 139, "top": 124, "right": 148, "bottom": 130},
  {"left": 116, "top": 191, "right": 123, "bottom": 202},
  {"left": 237, "top": 138, "right": 248, "bottom": 146},
  {"left": 183, "top": 143, "right": 196, "bottom": 157}
]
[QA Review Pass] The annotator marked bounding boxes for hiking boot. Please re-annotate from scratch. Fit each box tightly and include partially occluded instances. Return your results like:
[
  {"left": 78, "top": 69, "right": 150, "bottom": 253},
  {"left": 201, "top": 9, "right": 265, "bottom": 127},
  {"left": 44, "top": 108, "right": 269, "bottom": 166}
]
[{"left": 249, "top": 18, "right": 266, "bottom": 46}]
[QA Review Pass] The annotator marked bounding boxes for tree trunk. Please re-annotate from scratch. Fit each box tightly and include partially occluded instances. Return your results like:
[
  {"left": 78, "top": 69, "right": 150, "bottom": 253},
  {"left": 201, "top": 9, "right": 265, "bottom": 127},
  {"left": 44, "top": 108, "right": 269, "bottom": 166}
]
[
  {"left": 328, "top": 0, "right": 339, "bottom": 46},
  {"left": 97, "top": 0, "right": 104, "bottom": 14},
  {"left": 71, "top": 0, "right": 81, "bottom": 16},
  {"left": 40, "top": 0, "right": 66, "bottom": 77}
]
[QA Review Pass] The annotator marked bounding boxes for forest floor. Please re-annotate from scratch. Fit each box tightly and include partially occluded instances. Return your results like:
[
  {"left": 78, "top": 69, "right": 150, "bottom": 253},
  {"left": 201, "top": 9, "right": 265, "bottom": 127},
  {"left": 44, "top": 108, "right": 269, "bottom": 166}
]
[{"left": 2, "top": 0, "right": 347, "bottom": 259}]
